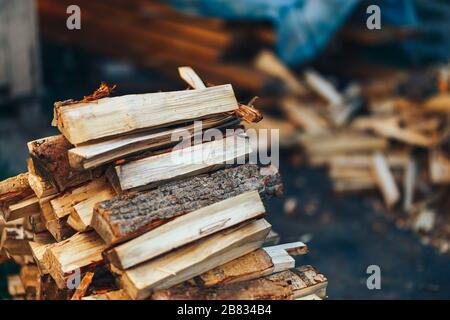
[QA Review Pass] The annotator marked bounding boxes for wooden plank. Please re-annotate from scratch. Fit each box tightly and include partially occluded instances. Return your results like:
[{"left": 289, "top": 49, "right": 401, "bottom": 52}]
[
  {"left": 0, "top": 173, "right": 34, "bottom": 216},
  {"left": 115, "top": 133, "right": 251, "bottom": 191},
  {"left": 106, "top": 191, "right": 266, "bottom": 269},
  {"left": 120, "top": 219, "right": 271, "bottom": 300},
  {"left": 43, "top": 231, "right": 107, "bottom": 289},
  {"left": 67, "top": 115, "right": 237, "bottom": 170},
  {"left": 54, "top": 85, "right": 238, "bottom": 144},
  {"left": 92, "top": 164, "right": 282, "bottom": 245}
]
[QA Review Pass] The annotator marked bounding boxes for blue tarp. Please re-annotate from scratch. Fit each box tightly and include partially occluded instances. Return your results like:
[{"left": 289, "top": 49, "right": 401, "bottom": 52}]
[{"left": 168, "top": 0, "right": 418, "bottom": 65}]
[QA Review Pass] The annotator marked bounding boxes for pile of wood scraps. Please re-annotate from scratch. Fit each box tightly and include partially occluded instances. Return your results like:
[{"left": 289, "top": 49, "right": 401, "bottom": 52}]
[
  {"left": 253, "top": 51, "right": 450, "bottom": 255},
  {"left": 0, "top": 67, "right": 327, "bottom": 300}
]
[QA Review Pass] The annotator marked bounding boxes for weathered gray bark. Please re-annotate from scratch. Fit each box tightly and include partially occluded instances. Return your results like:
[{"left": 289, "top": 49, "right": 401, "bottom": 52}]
[{"left": 92, "top": 164, "right": 283, "bottom": 245}]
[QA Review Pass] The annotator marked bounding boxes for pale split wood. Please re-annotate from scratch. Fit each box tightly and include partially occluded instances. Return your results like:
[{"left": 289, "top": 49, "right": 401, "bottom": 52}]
[
  {"left": 43, "top": 231, "right": 107, "bottom": 289},
  {"left": 67, "top": 187, "right": 116, "bottom": 232},
  {"left": 115, "top": 133, "right": 252, "bottom": 191},
  {"left": 92, "top": 164, "right": 282, "bottom": 245},
  {"left": 105, "top": 190, "right": 266, "bottom": 269},
  {"left": 70, "top": 272, "right": 94, "bottom": 300},
  {"left": 152, "top": 265, "right": 327, "bottom": 300},
  {"left": 54, "top": 84, "right": 239, "bottom": 144},
  {"left": 67, "top": 115, "right": 236, "bottom": 170},
  {"left": 371, "top": 152, "right": 400, "bottom": 208},
  {"left": 120, "top": 219, "right": 271, "bottom": 300}
]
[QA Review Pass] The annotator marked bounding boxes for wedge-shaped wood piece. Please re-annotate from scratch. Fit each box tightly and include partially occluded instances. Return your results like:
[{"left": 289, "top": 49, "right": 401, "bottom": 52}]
[
  {"left": 45, "top": 218, "right": 76, "bottom": 242},
  {"left": 182, "top": 241, "right": 307, "bottom": 288},
  {"left": 43, "top": 231, "right": 107, "bottom": 289},
  {"left": 106, "top": 191, "right": 266, "bottom": 269},
  {"left": 120, "top": 219, "right": 271, "bottom": 300},
  {"left": 4, "top": 196, "right": 40, "bottom": 222},
  {"left": 67, "top": 187, "right": 116, "bottom": 232},
  {"left": 7, "top": 274, "right": 26, "bottom": 298},
  {"left": 0, "top": 173, "right": 34, "bottom": 216},
  {"left": 1, "top": 225, "right": 34, "bottom": 256},
  {"left": 30, "top": 241, "right": 55, "bottom": 275},
  {"left": 429, "top": 149, "right": 450, "bottom": 184},
  {"left": 20, "top": 265, "right": 40, "bottom": 300},
  {"left": 27, "top": 159, "right": 57, "bottom": 198},
  {"left": 371, "top": 152, "right": 400, "bottom": 208},
  {"left": 82, "top": 289, "right": 131, "bottom": 300},
  {"left": 282, "top": 97, "right": 329, "bottom": 134},
  {"left": 115, "top": 133, "right": 252, "bottom": 191},
  {"left": 299, "top": 132, "right": 388, "bottom": 156},
  {"left": 152, "top": 265, "right": 327, "bottom": 300},
  {"left": 27, "top": 135, "right": 96, "bottom": 192},
  {"left": 93, "top": 164, "right": 282, "bottom": 245},
  {"left": 67, "top": 115, "right": 236, "bottom": 170},
  {"left": 50, "top": 178, "right": 111, "bottom": 219},
  {"left": 54, "top": 85, "right": 239, "bottom": 144}
]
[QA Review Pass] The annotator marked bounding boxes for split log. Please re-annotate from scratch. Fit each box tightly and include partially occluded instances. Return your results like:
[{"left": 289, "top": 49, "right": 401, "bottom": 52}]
[
  {"left": 37, "top": 274, "right": 74, "bottom": 300},
  {"left": 1, "top": 225, "right": 33, "bottom": 256},
  {"left": 0, "top": 173, "right": 34, "bottom": 217},
  {"left": 4, "top": 196, "right": 40, "bottom": 222},
  {"left": 114, "top": 133, "right": 252, "bottom": 191},
  {"left": 93, "top": 164, "right": 282, "bottom": 245},
  {"left": 82, "top": 289, "right": 130, "bottom": 300},
  {"left": 299, "top": 132, "right": 388, "bottom": 156},
  {"left": 282, "top": 97, "right": 329, "bottom": 134},
  {"left": 27, "top": 135, "right": 97, "bottom": 192},
  {"left": 152, "top": 265, "right": 327, "bottom": 300},
  {"left": 30, "top": 242, "right": 53, "bottom": 275},
  {"left": 43, "top": 231, "right": 107, "bottom": 289},
  {"left": 371, "top": 152, "right": 400, "bottom": 208},
  {"left": 429, "top": 149, "right": 450, "bottom": 184},
  {"left": 352, "top": 116, "right": 441, "bottom": 147},
  {"left": 181, "top": 242, "right": 307, "bottom": 288},
  {"left": 50, "top": 178, "right": 112, "bottom": 219},
  {"left": 27, "top": 159, "right": 57, "bottom": 198},
  {"left": 67, "top": 186, "right": 116, "bottom": 232},
  {"left": 53, "top": 85, "right": 238, "bottom": 144},
  {"left": 254, "top": 50, "right": 307, "bottom": 96},
  {"left": 67, "top": 115, "right": 237, "bottom": 170},
  {"left": 105, "top": 191, "right": 266, "bottom": 269},
  {"left": 20, "top": 265, "right": 40, "bottom": 300},
  {"left": 45, "top": 218, "right": 76, "bottom": 242},
  {"left": 120, "top": 218, "right": 271, "bottom": 300},
  {"left": 7, "top": 274, "right": 26, "bottom": 298},
  {"left": 70, "top": 272, "right": 94, "bottom": 300}
]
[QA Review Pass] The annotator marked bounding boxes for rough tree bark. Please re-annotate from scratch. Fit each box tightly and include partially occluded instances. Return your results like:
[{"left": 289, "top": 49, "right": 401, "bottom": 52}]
[{"left": 92, "top": 164, "right": 283, "bottom": 244}]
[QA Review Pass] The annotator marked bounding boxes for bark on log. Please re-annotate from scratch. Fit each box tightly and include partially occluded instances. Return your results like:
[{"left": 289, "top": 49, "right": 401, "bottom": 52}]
[{"left": 93, "top": 164, "right": 283, "bottom": 245}]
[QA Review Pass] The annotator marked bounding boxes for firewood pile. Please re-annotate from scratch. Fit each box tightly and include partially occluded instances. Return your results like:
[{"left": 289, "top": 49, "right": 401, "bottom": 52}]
[
  {"left": 252, "top": 51, "right": 450, "bottom": 255},
  {"left": 0, "top": 67, "right": 327, "bottom": 300}
]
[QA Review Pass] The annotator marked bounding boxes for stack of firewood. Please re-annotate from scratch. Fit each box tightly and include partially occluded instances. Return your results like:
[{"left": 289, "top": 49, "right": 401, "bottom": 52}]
[
  {"left": 0, "top": 67, "right": 327, "bottom": 300},
  {"left": 252, "top": 51, "right": 450, "bottom": 255}
]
